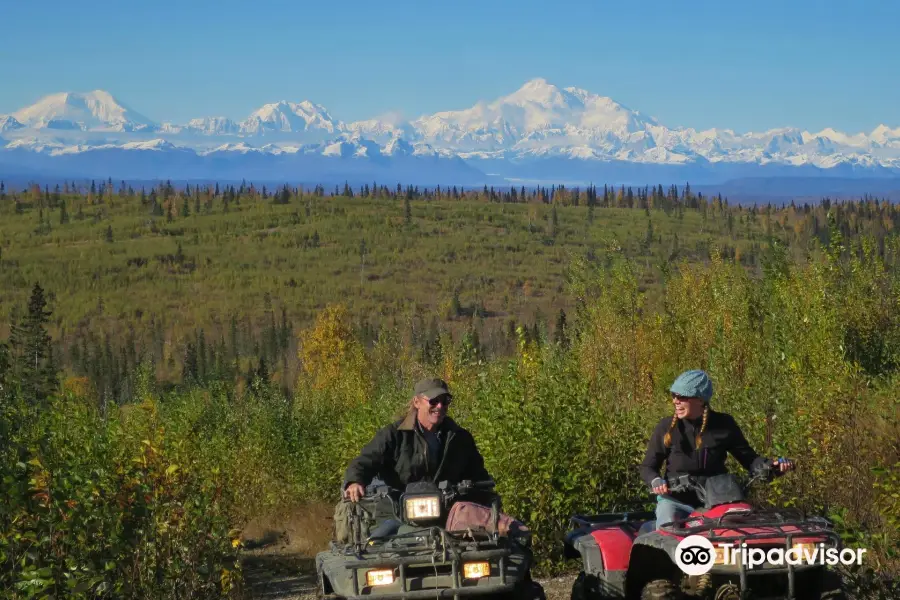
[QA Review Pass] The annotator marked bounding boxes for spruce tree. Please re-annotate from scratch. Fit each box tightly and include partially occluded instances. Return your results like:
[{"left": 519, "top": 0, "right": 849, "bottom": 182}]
[
  {"left": 197, "top": 329, "right": 207, "bottom": 384},
  {"left": 183, "top": 342, "right": 198, "bottom": 384},
  {"left": 256, "top": 356, "right": 269, "bottom": 382},
  {"left": 0, "top": 340, "right": 9, "bottom": 389},
  {"left": 554, "top": 309, "right": 569, "bottom": 348},
  {"left": 549, "top": 204, "right": 559, "bottom": 240},
  {"left": 9, "top": 283, "right": 57, "bottom": 403}
]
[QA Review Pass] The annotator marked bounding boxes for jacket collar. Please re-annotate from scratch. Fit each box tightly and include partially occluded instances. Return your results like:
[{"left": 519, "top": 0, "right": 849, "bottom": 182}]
[{"left": 398, "top": 409, "right": 458, "bottom": 433}]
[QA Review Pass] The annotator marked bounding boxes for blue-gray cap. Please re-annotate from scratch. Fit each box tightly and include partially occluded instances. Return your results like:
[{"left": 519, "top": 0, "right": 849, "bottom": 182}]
[{"left": 669, "top": 369, "right": 713, "bottom": 403}]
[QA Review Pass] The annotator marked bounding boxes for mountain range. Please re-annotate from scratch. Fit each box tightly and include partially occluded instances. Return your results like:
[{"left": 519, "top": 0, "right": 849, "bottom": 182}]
[{"left": 2, "top": 80, "right": 900, "bottom": 191}]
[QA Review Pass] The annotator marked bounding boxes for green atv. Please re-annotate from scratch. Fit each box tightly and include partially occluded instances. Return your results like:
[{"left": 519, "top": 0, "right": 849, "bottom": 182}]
[{"left": 316, "top": 479, "right": 544, "bottom": 599}]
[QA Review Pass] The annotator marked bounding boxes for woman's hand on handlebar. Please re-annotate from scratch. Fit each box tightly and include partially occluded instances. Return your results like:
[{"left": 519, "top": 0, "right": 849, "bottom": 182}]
[
  {"left": 651, "top": 478, "right": 669, "bottom": 495},
  {"left": 772, "top": 457, "right": 795, "bottom": 473}
]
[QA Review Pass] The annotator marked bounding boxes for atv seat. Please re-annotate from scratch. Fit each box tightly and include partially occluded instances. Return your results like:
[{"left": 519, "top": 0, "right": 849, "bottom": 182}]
[
  {"left": 637, "top": 520, "right": 656, "bottom": 536},
  {"left": 367, "top": 519, "right": 402, "bottom": 540}
]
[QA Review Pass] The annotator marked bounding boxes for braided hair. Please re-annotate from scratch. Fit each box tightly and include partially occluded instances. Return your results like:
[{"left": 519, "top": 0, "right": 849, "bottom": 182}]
[
  {"left": 663, "top": 403, "right": 710, "bottom": 449},
  {"left": 663, "top": 412, "right": 678, "bottom": 448},
  {"left": 696, "top": 404, "right": 709, "bottom": 449}
]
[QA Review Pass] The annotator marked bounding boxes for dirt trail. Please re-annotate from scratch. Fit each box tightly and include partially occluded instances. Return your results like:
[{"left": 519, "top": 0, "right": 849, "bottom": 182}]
[
  {"left": 237, "top": 503, "right": 329, "bottom": 600},
  {"left": 237, "top": 503, "right": 575, "bottom": 600},
  {"left": 241, "top": 550, "right": 318, "bottom": 600}
]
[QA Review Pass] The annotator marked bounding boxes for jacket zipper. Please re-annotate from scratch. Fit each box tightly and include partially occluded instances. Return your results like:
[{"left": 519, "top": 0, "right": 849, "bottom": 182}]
[
  {"left": 416, "top": 428, "right": 451, "bottom": 482},
  {"left": 423, "top": 433, "right": 429, "bottom": 480},
  {"left": 434, "top": 431, "right": 452, "bottom": 481}
]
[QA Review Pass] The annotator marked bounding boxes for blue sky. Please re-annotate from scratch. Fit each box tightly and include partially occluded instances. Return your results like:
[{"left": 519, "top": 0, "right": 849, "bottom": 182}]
[{"left": 1, "top": 0, "right": 897, "bottom": 134}]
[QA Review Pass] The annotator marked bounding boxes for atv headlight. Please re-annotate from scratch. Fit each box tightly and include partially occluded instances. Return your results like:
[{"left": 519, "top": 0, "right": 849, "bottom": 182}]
[
  {"left": 463, "top": 562, "right": 490, "bottom": 579},
  {"left": 405, "top": 495, "right": 440, "bottom": 520},
  {"left": 792, "top": 542, "right": 818, "bottom": 556},
  {"left": 366, "top": 569, "right": 394, "bottom": 587}
]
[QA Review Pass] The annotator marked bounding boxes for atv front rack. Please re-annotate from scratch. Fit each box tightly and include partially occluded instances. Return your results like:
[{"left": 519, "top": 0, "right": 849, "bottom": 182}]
[
  {"left": 357, "top": 526, "right": 506, "bottom": 556},
  {"left": 330, "top": 526, "right": 522, "bottom": 599},
  {"left": 659, "top": 510, "right": 842, "bottom": 599},
  {"left": 340, "top": 545, "right": 515, "bottom": 599}
]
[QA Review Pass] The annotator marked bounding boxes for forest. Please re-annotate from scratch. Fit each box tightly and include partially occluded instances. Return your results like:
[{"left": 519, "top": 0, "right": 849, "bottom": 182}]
[
  {"left": 0, "top": 179, "right": 898, "bottom": 598},
  {"left": 1, "top": 178, "right": 897, "bottom": 399}
]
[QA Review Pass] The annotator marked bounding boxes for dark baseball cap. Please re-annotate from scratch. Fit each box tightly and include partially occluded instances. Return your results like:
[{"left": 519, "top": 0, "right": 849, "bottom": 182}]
[{"left": 414, "top": 378, "right": 451, "bottom": 400}]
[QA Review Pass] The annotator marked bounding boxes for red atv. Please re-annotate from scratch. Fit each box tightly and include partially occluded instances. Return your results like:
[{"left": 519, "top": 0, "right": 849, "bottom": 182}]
[{"left": 564, "top": 467, "right": 845, "bottom": 600}]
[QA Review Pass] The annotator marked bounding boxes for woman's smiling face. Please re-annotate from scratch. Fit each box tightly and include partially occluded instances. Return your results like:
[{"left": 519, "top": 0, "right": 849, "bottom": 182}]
[{"left": 672, "top": 393, "right": 705, "bottom": 419}]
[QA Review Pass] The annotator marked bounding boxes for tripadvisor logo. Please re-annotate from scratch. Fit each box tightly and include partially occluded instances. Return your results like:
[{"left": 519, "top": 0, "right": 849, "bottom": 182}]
[
  {"left": 675, "top": 535, "right": 866, "bottom": 576},
  {"left": 675, "top": 536, "right": 716, "bottom": 576}
]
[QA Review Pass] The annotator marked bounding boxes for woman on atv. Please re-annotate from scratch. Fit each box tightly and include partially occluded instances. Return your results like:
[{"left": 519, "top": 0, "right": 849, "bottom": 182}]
[{"left": 640, "top": 369, "right": 794, "bottom": 529}]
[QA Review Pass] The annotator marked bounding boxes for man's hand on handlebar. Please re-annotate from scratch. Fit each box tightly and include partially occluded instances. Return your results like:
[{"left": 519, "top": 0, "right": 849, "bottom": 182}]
[{"left": 344, "top": 483, "right": 365, "bottom": 502}]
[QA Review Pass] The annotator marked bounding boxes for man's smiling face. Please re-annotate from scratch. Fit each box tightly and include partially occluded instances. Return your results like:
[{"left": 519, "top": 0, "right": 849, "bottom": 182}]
[{"left": 415, "top": 393, "right": 451, "bottom": 430}]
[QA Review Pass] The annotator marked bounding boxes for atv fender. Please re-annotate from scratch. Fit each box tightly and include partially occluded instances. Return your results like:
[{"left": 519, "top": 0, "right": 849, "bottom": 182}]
[
  {"left": 624, "top": 534, "right": 682, "bottom": 599},
  {"left": 565, "top": 528, "right": 634, "bottom": 598}
]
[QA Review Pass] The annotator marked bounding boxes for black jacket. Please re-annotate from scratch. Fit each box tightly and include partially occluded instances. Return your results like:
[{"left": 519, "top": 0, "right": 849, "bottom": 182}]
[
  {"left": 343, "top": 410, "right": 493, "bottom": 491},
  {"left": 640, "top": 410, "right": 769, "bottom": 505}
]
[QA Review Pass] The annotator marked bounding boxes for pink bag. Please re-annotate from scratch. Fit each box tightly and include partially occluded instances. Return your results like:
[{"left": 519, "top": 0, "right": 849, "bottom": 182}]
[{"left": 445, "top": 501, "right": 529, "bottom": 537}]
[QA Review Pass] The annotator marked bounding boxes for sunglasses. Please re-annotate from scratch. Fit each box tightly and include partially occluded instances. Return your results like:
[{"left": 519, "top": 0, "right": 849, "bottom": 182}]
[
  {"left": 427, "top": 395, "right": 452, "bottom": 407},
  {"left": 671, "top": 393, "right": 695, "bottom": 402}
]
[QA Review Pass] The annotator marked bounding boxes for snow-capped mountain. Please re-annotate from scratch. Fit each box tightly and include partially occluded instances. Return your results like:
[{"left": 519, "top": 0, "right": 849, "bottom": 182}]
[
  {"left": 10, "top": 90, "right": 157, "bottom": 132},
  {"left": 0, "top": 115, "right": 24, "bottom": 132},
  {"left": 344, "top": 116, "right": 416, "bottom": 144},
  {"left": 183, "top": 117, "right": 241, "bottom": 135},
  {"left": 391, "top": 79, "right": 900, "bottom": 175},
  {"left": 870, "top": 125, "right": 900, "bottom": 146},
  {"left": 239, "top": 101, "right": 340, "bottom": 136},
  {"left": 2, "top": 80, "right": 900, "bottom": 186},
  {"left": 408, "top": 78, "right": 658, "bottom": 151}
]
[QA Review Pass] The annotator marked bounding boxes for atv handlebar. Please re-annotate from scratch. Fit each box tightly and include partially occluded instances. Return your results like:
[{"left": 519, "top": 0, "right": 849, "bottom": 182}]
[
  {"left": 660, "top": 460, "right": 788, "bottom": 496},
  {"left": 447, "top": 479, "right": 496, "bottom": 493},
  {"left": 364, "top": 479, "right": 496, "bottom": 501},
  {"left": 664, "top": 473, "right": 699, "bottom": 494}
]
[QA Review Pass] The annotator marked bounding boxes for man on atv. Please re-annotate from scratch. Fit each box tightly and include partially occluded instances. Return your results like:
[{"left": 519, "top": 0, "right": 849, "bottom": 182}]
[
  {"left": 343, "top": 377, "right": 493, "bottom": 502},
  {"left": 640, "top": 369, "right": 795, "bottom": 529}
]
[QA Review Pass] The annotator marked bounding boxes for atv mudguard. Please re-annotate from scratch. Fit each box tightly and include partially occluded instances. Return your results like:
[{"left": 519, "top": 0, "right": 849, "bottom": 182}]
[{"left": 565, "top": 518, "right": 655, "bottom": 599}]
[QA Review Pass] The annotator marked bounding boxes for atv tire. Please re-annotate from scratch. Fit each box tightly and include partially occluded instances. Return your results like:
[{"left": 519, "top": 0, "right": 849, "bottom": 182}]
[
  {"left": 811, "top": 568, "right": 846, "bottom": 600},
  {"left": 640, "top": 579, "right": 682, "bottom": 600},
  {"left": 571, "top": 572, "right": 592, "bottom": 600},
  {"left": 512, "top": 580, "right": 546, "bottom": 600},
  {"left": 571, "top": 571, "right": 614, "bottom": 600}
]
